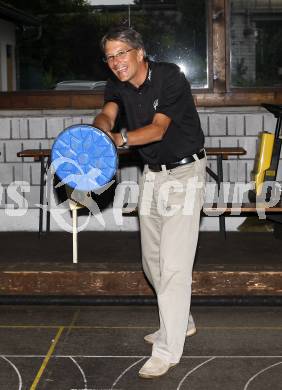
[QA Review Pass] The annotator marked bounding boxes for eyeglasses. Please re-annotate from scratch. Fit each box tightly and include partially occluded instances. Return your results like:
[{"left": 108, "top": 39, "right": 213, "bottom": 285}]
[{"left": 103, "top": 48, "right": 135, "bottom": 63}]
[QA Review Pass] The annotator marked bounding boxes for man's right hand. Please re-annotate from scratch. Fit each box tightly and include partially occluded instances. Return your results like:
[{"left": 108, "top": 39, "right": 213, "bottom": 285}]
[{"left": 93, "top": 102, "right": 119, "bottom": 133}]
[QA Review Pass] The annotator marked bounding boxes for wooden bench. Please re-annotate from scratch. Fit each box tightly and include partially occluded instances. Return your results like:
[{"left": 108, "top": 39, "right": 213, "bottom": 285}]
[
  {"left": 123, "top": 202, "right": 282, "bottom": 240},
  {"left": 203, "top": 202, "right": 282, "bottom": 214},
  {"left": 123, "top": 202, "right": 282, "bottom": 215},
  {"left": 17, "top": 146, "right": 246, "bottom": 236}
]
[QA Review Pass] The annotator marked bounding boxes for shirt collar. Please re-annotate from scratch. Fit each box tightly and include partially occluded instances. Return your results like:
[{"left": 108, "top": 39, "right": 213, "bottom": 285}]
[{"left": 138, "top": 60, "right": 152, "bottom": 90}]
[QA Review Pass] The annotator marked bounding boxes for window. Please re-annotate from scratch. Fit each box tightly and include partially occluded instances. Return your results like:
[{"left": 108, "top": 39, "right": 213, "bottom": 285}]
[
  {"left": 13, "top": 0, "right": 209, "bottom": 90},
  {"left": 6, "top": 44, "right": 14, "bottom": 91},
  {"left": 126, "top": 0, "right": 209, "bottom": 88},
  {"left": 230, "top": 0, "right": 282, "bottom": 88}
]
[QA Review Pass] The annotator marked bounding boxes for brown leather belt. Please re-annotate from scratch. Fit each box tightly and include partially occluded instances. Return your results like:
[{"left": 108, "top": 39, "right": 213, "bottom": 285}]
[{"left": 148, "top": 149, "right": 205, "bottom": 172}]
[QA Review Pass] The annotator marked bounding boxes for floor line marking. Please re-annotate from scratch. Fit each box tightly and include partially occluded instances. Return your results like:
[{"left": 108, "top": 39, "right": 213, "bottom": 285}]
[
  {"left": 65, "top": 309, "right": 81, "bottom": 336},
  {"left": 69, "top": 356, "right": 88, "bottom": 390},
  {"left": 1, "top": 356, "right": 23, "bottom": 390},
  {"left": 197, "top": 326, "right": 282, "bottom": 330},
  {"left": 176, "top": 357, "right": 216, "bottom": 390},
  {"left": 0, "top": 325, "right": 282, "bottom": 330},
  {"left": 0, "top": 325, "right": 156, "bottom": 329},
  {"left": 29, "top": 326, "right": 64, "bottom": 390},
  {"left": 243, "top": 361, "right": 282, "bottom": 390},
  {"left": 111, "top": 356, "right": 146, "bottom": 389},
  {"left": 0, "top": 325, "right": 60, "bottom": 329},
  {"left": 2, "top": 354, "right": 282, "bottom": 359}
]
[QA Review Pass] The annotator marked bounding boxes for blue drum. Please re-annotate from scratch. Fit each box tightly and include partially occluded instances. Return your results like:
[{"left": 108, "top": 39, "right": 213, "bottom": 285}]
[{"left": 51, "top": 124, "right": 118, "bottom": 191}]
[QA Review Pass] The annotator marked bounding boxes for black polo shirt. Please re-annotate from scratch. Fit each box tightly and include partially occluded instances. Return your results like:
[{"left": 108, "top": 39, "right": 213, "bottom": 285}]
[{"left": 104, "top": 60, "right": 204, "bottom": 165}]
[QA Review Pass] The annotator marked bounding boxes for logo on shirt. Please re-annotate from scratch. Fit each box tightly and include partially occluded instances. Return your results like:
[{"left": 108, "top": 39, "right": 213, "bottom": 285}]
[{"left": 153, "top": 99, "right": 158, "bottom": 111}]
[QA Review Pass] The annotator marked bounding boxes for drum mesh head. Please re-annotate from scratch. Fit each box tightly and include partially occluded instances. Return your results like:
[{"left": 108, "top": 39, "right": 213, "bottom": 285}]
[{"left": 51, "top": 124, "right": 118, "bottom": 191}]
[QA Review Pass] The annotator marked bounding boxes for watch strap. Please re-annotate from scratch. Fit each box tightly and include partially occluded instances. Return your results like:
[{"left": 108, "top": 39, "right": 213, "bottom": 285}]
[{"left": 120, "top": 128, "right": 128, "bottom": 147}]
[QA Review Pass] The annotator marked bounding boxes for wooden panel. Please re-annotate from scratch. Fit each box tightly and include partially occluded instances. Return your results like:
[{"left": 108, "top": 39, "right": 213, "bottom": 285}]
[
  {"left": 17, "top": 149, "right": 50, "bottom": 158},
  {"left": 0, "top": 91, "right": 103, "bottom": 110},
  {"left": 0, "top": 270, "right": 281, "bottom": 296},
  {"left": 193, "top": 91, "right": 282, "bottom": 107},
  {"left": 204, "top": 202, "right": 282, "bottom": 214},
  {"left": 192, "top": 271, "right": 282, "bottom": 296},
  {"left": 17, "top": 146, "right": 246, "bottom": 159},
  {"left": 123, "top": 203, "right": 282, "bottom": 217},
  {"left": 1, "top": 91, "right": 282, "bottom": 109},
  {"left": 71, "top": 93, "right": 103, "bottom": 109},
  {"left": 212, "top": 0, "right": 226, "bottom": 93},
  {"left": 0, "top": 271, "right": 153, "bottom": 296}
]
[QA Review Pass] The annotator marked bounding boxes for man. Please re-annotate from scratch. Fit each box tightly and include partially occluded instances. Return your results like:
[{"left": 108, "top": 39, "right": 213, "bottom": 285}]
[{"left": 94, "top": 27, "right": 206, "bottom": 378}]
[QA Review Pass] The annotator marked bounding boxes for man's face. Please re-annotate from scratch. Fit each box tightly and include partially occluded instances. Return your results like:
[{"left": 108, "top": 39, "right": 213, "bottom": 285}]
[{"left": 104, "top": 39, "right": 144, "bottom": 84}]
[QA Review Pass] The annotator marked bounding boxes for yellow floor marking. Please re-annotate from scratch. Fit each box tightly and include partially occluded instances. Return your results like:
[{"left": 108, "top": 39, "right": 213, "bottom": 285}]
[
  {"left": 64, "top": 308, "right": 80, "bottom": 337},
  {"left": 29, "top": 326, "right": 64, "bottom": 390},
  {"left": 0, "top": 325, "right": 60, "bottom": 329}
]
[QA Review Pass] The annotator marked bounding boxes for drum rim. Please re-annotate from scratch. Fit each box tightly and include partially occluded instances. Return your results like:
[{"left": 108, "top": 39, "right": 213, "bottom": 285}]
[
  {"left": 51, "top": 123, "right": 117, "bottom": 153},
  {"left": 51, "top": 123, "right": 118, "bottom": 190}
]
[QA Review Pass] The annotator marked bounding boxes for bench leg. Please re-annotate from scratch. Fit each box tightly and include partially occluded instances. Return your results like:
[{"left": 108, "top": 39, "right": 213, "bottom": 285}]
[
  {"left": 38, "top": 157, "right": 45, "bottom": 238},
  {"left": 46, "top": 156, "right": 51, "bottom": 234},
  {"left": 219, "top": 215, "right": 226, "bottom": 239},
  {"left": 216, "top": 155, "right": 226, "bottom": 239}
]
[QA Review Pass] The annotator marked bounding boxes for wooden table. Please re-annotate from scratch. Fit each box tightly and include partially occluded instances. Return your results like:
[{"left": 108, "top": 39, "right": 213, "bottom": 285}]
[{"left": 17, "top": 147, "right": 246, "bottom": 237}]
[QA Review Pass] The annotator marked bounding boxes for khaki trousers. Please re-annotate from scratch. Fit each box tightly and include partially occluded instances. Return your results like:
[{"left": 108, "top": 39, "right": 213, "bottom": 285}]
[{"left": 139, "top": 156, "right": 206, "bottom": 364}]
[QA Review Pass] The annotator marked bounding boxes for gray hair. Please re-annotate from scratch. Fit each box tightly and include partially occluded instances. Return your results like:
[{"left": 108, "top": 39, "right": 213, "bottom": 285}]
[{"left": 101, "top": 27, "right": 146, "bottom": 55}]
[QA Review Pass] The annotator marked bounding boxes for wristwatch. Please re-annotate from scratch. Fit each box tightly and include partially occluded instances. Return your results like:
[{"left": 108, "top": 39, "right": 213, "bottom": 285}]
[{"left": 120, "top": 128, "right": 128, "bottom": 147}]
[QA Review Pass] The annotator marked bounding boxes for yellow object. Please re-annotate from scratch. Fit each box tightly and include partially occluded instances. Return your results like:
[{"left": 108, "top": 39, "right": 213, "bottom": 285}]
[
  {"left": 265, "top": 169, "right": 276, "bottom": 177},
  {"left": 252, "top": 132, "right": 275, "bottom": 195},
  {"left": 30, "top": 327, "right": 64, "bottom": 389}
]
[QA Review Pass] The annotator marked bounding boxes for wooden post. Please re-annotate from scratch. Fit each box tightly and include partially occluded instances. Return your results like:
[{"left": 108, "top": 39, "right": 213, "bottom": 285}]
[{"left": 212, "top": 0, "right": 226, "bottom": 93}]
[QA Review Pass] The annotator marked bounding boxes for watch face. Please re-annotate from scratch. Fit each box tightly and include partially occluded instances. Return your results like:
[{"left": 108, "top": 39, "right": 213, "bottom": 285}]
[{"left": 121, "top": 129, "right": 127, "bottom": 145}]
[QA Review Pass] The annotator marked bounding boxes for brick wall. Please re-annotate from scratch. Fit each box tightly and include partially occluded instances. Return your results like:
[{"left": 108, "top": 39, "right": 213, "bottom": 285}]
[
  {"left": 0, "top": 107, "right": 281, "bottom": 231},
  {"left": 0, "top": 110, "right": 98, "bottom": 210}
]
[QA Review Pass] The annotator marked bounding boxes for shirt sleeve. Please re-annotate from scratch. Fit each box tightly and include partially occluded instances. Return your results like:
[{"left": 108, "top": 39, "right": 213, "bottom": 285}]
[
  {"left": 103, "top": 78, "right": 121, "bottom": 107},
  {"left": 156, "top": 64, "right": 195, "bottom": 126}
]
